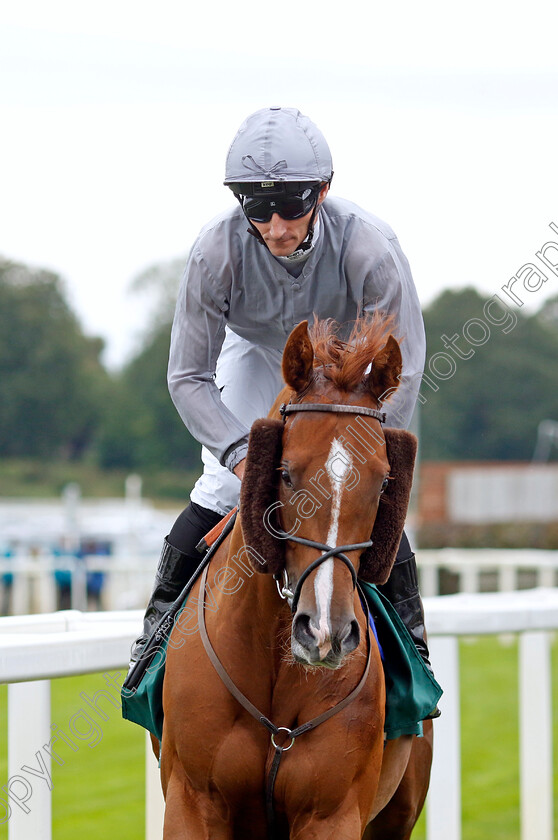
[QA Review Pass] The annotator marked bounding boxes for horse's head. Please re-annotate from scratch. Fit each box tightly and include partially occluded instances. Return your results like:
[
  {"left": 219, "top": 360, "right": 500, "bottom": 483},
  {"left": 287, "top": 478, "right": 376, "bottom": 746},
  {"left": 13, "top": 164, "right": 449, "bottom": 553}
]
[{"left": 240, "top": 316, "right": 417, "bottom": 670}]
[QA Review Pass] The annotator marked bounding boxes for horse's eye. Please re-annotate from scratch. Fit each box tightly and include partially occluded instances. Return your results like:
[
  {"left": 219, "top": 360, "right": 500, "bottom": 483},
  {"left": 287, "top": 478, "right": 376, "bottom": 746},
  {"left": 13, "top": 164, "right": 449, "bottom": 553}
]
[
  {"left": 380, "top": 476, "right": 390, "bottom": 494},
  {"left": 280, "top": 468, "right": 294, "bottom": 489}
]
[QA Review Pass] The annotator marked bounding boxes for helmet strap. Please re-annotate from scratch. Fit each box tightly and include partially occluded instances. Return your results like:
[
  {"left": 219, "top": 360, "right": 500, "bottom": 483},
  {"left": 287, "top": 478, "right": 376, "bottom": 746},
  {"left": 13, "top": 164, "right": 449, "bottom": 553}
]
[
  {"left": 234, "top": 194, "right": 267, "bottom": 245},
  {"left": 295, "top": 199, "right": 320, "bottom": 253},
  {"left": 246, "top": 225, "right": 266, "bottom": 244}
]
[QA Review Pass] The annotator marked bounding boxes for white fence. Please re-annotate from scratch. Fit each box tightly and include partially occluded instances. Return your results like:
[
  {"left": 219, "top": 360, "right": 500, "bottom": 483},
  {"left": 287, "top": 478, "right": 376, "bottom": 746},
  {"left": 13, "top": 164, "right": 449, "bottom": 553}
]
[
  {"left": 0, "top": 554, "right": 156, "bottom": 614},
  {"left": 3, "top": 548, "right": 558, "bottom": 617},
  {"left": 418, "top": 548, "right": 558, "bottom": 597},
  {"left": 1, "top": 591, "right": 558, "bottom": 840},
  {"left": 0, "top": 610, "right": 165, "bottom": 839}
]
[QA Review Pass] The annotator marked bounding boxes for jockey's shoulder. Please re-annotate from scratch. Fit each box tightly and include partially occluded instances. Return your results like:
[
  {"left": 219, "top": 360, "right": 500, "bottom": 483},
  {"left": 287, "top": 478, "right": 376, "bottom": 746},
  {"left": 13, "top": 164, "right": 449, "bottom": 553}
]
[
  {"left": 195, "top": 205, "right": 246, "bottom": 246},
  {"left": 321, "top": 196, "right": 399, "bottom": 243}
]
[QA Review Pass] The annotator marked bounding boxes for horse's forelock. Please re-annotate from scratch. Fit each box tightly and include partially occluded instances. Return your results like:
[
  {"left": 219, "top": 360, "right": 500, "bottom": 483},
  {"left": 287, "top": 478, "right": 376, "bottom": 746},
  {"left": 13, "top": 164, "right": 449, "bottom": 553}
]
[{"left": 308, "top": 313, "right": 397, "bottom": 391}]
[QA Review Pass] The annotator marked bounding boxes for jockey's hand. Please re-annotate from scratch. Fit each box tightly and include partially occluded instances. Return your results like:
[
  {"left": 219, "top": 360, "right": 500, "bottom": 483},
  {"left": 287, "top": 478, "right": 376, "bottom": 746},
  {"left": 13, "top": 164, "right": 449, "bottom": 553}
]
[{"left": 233, "top": 458, "right": 246, "bottom": 481}]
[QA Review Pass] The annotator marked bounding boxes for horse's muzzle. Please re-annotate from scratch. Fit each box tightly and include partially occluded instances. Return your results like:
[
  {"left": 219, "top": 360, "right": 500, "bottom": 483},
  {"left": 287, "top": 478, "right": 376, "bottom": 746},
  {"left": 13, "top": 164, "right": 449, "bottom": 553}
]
[{"left": 291, "top": 612, "right": 360, "bottom": 668}]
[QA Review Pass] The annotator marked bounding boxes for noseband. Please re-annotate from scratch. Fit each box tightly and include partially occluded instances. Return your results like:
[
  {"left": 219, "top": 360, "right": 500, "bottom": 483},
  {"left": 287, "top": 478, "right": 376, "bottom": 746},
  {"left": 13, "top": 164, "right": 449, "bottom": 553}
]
[
  {"left": 273, "top": 531, "right": 372, "bottom": 614},
  {"left": 274, "top": 400, "right": 386, "bottom": 614}
]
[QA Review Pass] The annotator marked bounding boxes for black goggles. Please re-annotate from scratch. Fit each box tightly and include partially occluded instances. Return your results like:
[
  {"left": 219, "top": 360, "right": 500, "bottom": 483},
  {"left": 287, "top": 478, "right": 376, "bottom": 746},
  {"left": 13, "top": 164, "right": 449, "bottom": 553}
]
[{"left": 242, "top": 186, "right": 320, "bottom": 223}]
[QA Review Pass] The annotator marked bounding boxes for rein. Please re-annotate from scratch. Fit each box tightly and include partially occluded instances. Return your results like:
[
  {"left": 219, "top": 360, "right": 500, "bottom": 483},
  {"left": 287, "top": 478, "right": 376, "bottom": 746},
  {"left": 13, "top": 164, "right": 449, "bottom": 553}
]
[
  {"left": 198, "top": 563, "right": 373, "bottom": 838},
  {"left": 198, "top": 398, "right": 384, "bottom": 837}
]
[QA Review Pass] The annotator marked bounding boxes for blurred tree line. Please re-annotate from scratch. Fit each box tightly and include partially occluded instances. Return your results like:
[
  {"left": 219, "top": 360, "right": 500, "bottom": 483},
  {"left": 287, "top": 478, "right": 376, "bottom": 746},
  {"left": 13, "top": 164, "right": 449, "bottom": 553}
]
[
  {"left": 420, "top": 287, "right": 558, "bottom": 461},
  {"left": 0, "top": 259, "right": 107, "bottom": 460},
  {"left": 96, "top": 256, "right": 201, "bottom": 471},
  {"left": 1, "top": 255, "right": 558, "bottom": 485},
  {"left": 0, "top": 255, "right": 200, "bottom": 474}
]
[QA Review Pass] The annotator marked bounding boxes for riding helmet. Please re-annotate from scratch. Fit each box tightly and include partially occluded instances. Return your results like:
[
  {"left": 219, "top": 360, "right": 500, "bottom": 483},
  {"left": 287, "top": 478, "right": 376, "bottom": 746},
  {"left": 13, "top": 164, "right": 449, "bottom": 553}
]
[{"left": 224, "top": 106, "right": 333, "bottom": 198}]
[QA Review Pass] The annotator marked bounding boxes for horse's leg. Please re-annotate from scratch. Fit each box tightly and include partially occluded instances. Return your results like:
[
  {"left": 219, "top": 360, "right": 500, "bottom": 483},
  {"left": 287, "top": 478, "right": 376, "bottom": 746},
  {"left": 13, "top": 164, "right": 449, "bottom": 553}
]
[
  {"left": 363, "top": 720, "right": 433, "bottom": 840},
  {"left": 368, "top": 735, "right": 414, "bottom": 820},
  {"left": 162, "top": 745, "right": 271, "bottom": 840},
  {"left": 163, "top": 787, "right": 236, "bottom": 840},
  {"left": 288, "top": 798, "right": 365, "bottom": 840},
  {"left": 149, "top": 734, "right": 160, "bottom": 761},
  {"left": 164, "top": 779, "right": 269, "bottom": 840},
  {"left": 161, "top": 753, "right": 236, "bottom": 840}
]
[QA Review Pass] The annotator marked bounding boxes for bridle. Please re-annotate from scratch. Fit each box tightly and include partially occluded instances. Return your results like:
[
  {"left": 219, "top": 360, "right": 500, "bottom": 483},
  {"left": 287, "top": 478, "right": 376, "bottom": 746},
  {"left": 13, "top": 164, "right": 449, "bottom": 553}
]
[
  {"left": 198, "top": 398, "right": 386, "bottom": 838},
  {"left": 274, "top": 400, "right": 386, "bottom": 614},
  {"left": 279, "top": 401, "right": 386, "bottom": 423},
  {"left": 273, "top": 534, "right": 369, "bottom": 614}
]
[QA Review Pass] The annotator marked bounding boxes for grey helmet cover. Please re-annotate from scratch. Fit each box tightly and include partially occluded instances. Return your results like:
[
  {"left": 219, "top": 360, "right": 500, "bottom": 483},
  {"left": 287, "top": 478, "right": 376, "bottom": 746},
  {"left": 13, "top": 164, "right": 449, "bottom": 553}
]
[{"left": 224, "top": 107, "right": 333, "bottom": 188}]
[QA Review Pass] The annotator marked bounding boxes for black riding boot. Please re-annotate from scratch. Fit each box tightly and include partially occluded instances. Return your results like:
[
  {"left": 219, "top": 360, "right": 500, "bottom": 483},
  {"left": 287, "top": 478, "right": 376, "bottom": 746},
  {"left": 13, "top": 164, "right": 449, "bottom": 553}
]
[
  {"left": 377, "top": 533, "right": 440, "bottom": 718},
  {"left": 128, "top": 501, "right": 223, "bottom": 668},
  {"left": 377, "top": 533, "right": 430, "bottom": 666}
]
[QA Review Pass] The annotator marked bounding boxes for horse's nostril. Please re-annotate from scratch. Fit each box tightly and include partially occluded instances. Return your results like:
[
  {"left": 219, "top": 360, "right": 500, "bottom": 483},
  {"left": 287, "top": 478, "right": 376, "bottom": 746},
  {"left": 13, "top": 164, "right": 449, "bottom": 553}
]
[
  {"left": 341, "top": 619, "right": 360, "bottom": 653},
  {"left": 293, "top": 613, "right": 317, "bottom": 648}
]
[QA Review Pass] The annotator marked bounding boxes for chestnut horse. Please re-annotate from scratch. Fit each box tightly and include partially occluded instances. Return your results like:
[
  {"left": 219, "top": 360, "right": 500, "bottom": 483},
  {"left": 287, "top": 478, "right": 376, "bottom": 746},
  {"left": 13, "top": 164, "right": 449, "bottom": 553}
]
[{"left": 160, "top": 316, "right": 433, "bottom": 839}]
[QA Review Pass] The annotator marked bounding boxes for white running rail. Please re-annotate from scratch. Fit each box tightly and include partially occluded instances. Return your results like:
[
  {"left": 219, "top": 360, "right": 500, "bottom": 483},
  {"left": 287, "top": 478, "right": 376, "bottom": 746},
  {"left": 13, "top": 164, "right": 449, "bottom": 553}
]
[
  {"left": 417, "top": 548, "right": 558, "bottom": 597},
  {"left": 3, "top": 548, "right": 558, "bottom": 615},
  {"left": 1, "top": 590, "right": 557, "bottom": 840}
]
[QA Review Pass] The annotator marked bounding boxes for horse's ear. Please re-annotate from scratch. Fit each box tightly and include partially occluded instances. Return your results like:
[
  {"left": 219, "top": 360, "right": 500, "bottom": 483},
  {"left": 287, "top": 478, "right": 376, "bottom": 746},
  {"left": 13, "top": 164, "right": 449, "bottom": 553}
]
[
  {"left": 282, "top": 320, "right": 314, "bottom": 392},
  {"left": 358, "top": 428, "right": 417, "bottom": 584},
  {"left": 239, "top": 418, "right": 285, "bottom": 574},
  {"left": 367, "top": 335, "right": 402, "bottom": 403}
]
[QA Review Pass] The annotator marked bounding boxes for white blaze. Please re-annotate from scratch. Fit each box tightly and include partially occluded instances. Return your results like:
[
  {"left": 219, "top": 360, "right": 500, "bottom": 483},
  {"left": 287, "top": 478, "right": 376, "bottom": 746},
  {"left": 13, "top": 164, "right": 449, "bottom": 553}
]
[{"left": 313, "top": 438, "right": 353, "bottom": 655}]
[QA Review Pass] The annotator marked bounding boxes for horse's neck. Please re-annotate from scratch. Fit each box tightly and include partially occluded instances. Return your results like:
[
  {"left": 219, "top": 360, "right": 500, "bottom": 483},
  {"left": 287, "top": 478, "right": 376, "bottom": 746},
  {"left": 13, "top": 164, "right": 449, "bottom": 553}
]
[
  {"left": 268, "top": 385, "right": 293, "bottom": 419},
  {"left": 207, "top": 515, "right": 286, "bottom": 634}
]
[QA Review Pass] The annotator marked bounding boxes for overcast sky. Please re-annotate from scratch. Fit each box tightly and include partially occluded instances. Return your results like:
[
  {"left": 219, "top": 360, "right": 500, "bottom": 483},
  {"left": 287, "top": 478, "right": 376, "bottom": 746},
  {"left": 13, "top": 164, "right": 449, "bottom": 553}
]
[{"left": 1, "top": 1, "right": 557, "bottom": 368}]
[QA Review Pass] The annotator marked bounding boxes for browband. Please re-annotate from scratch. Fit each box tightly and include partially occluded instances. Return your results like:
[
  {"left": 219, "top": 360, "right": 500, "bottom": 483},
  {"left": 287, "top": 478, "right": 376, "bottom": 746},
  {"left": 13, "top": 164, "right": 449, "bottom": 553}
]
[{"left": 279, "top": 402, "right": 386, "bottom": 423}]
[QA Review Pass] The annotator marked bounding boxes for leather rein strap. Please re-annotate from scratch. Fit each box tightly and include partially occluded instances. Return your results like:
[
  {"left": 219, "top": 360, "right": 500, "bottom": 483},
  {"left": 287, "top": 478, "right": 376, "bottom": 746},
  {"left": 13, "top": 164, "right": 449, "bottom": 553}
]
[
  {"left": 197, "top": 398, "right": 383, "bottom": 835},
  {"left": 197, "top": 562, "right": 373, "bottom": 837}
]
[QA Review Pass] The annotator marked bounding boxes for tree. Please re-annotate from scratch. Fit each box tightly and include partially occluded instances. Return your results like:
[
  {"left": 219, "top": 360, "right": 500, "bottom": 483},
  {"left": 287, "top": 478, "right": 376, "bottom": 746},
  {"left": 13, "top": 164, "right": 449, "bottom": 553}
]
[
  {"left": 0, "top": 258, "right": 110, "bottom": 459},
  {"left": 420, "top": 288, "right": 558, "bottom": 460},
  {"left": 96, "top": 256, "right": 200, "bottom": 471},
  {"left": 97, "top": 320, "right": 201, "bottom": 470},
  {"left": 129, "top": 256, "right": 185, "bottom": 329}
]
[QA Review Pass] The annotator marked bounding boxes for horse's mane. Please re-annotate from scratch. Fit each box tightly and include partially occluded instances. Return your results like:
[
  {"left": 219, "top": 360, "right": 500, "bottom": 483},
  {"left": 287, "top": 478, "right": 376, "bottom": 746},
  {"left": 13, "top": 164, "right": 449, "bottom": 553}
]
[{"left": 309, "top": 312, "right": 397, "bottom": 391}]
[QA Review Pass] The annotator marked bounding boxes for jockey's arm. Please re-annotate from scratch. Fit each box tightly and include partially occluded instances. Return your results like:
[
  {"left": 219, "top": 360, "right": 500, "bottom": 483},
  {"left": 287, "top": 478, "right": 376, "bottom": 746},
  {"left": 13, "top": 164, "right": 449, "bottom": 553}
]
[
  {"left": 233, "top": 458, "right": 246, "bottom": 481},
  {"left": 168, "top": 245, "right": 251, "bottom": 470},
  {"left": 362, "top": 242, "right": 425, "bottom": 430}
]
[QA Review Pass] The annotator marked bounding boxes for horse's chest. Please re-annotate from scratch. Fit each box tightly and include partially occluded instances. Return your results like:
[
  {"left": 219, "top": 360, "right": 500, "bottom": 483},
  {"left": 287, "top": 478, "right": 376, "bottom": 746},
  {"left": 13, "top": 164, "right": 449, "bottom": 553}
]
[{"left": 166, "top": 618, "right": 382, "bottom": 813}]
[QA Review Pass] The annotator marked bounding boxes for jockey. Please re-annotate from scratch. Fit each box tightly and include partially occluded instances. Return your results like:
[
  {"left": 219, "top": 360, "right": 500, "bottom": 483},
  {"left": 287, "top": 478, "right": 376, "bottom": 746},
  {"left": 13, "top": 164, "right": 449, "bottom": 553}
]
[{"left": 129, "top": 106, "right": 433, "bottom": 682}]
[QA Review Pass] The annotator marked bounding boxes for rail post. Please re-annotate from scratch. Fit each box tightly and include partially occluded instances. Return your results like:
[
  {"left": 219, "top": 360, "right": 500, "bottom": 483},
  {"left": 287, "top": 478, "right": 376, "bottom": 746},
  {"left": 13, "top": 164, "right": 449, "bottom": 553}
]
[
  {"left": 426, "top": 635, "right": 461, "bottom": 840},
  {"left": 519, "top": 631, "right": 553, "bottom": 840},
  {"left": 7, "top": 680, "right": 52, "bottom": 840}
]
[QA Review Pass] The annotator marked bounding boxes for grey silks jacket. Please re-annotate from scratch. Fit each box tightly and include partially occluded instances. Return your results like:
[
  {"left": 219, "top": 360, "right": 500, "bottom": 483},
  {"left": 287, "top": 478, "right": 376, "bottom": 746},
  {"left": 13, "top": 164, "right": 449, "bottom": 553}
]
[{"left": 168, "top": 195, "right": 425, "bottom": 472}]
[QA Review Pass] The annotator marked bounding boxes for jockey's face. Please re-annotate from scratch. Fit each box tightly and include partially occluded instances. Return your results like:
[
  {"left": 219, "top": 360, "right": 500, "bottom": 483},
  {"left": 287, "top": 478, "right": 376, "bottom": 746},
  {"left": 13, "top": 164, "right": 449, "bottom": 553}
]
[{"left": 249, "top": 184, "right": 329, "bottom": 257}]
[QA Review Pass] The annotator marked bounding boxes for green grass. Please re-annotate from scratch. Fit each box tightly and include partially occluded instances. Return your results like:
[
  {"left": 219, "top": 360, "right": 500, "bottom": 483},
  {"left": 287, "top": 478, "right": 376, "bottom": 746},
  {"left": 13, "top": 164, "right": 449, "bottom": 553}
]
[
  {"left": 0, "top": 673, "right": 144, "bottom": 839},
  {"left": 413, "top": 635, "right": 558, "bottom": 840},
  {"left": 459, "top": 637, "right": 522, "bottom": 840},
  {"left": 1, "top": 638, "right": 557, "bottom": 838}
]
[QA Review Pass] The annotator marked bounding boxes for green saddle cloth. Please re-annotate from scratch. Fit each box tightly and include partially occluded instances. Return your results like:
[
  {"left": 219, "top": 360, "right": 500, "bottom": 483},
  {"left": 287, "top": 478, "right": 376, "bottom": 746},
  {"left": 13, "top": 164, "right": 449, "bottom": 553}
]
[{"left": 121, "top": 583, "right": 442, "bottom": 742}]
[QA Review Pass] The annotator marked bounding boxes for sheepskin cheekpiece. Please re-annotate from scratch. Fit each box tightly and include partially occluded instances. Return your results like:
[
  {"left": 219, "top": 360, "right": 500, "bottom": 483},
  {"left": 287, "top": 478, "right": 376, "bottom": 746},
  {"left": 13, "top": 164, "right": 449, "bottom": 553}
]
[
  {"left": 359, "top": 428, "right": 418, "bottom": 584},
  {"left": 239, "top": 419, "right": 417, "bottom": 583},
  {"left": 239, "top": 418, "right": 285, "bottom": 573}
]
